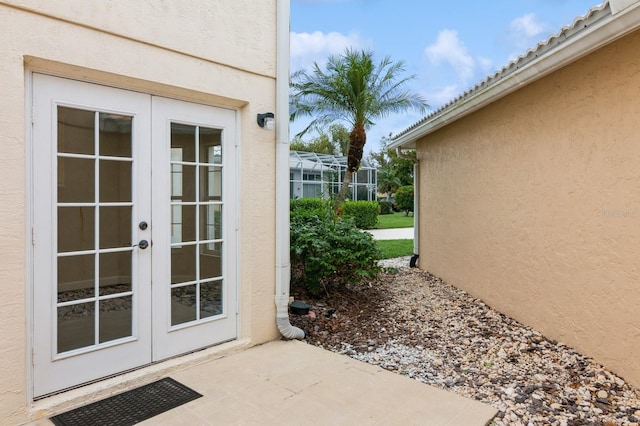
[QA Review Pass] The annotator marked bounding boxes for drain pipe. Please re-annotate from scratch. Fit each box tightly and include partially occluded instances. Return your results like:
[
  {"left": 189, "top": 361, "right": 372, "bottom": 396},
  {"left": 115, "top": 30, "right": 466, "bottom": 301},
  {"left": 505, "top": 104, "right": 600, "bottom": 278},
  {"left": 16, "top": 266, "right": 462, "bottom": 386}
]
[
  {"left": 274, "top": 0, "right": 305, "bottom": 339},
  {"left": 396, "top": 148, "right": 420, "bottom": 268}
]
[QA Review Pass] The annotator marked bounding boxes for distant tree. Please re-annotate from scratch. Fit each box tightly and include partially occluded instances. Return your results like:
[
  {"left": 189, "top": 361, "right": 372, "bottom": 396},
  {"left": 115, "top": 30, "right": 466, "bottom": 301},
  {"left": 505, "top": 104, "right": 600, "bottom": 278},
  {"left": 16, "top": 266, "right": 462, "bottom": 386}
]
[
  {"left": 290, "top": 137, "right": 308, "bottom": 152},
  {"left": 367, "top": 134, "right": 394, "bottom": 168},
  {"left": 305, "top": 133, "right": 336, "bottom": 155},
  {"left": 367, "top": 136, "right": 415, "bottom": 199},
  {"left": 394, "top": 185, "right": 414, "bottom": 216},
  {"left": 289, "top": 123, "right": 351, "bottom": 156},
  {"left": 389, "top": 149, "right": 415, "bottom": 187},
  {"left": 328, "top": 123, "right": 350, "bottom": 156},
  {"left": 290, "top": 48, "right": 427, "bottom": 202},
  {"left": 377, "top": 167, "right": 402, "bottom": 200}
]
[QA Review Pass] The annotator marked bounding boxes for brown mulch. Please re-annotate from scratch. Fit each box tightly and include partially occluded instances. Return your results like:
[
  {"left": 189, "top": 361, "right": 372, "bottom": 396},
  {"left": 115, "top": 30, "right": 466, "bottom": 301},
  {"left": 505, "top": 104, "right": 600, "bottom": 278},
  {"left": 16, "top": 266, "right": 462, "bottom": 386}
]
[{"left": 289, "top": 272, "right": 405, "bottom": 350}]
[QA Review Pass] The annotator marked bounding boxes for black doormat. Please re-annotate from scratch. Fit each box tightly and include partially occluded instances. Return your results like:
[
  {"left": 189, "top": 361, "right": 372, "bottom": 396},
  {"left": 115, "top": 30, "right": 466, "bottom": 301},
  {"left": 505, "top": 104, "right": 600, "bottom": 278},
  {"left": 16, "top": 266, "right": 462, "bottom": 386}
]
[{"left": 50, "top": 377, "right": 202, "bottom": 426}]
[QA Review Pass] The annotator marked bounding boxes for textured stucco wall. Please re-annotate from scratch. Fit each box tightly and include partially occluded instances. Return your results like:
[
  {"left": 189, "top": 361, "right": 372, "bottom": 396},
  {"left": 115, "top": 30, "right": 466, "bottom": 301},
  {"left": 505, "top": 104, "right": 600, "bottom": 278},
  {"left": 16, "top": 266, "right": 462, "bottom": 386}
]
[
  {"left": 416, "top": 29, "right": 640, "bottom": 387},
  {"left": 2, "top": 0, "right": 276, "bottom": 77},
  {"left": 0, "top": 1, "right": 280, "bottom": 422}
]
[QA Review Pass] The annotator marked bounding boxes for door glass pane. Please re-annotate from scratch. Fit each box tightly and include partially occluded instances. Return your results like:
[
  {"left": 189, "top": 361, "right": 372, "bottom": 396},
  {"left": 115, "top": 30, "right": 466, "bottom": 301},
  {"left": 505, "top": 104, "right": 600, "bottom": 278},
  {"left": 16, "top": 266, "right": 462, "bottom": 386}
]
[
  {"left": 58, "top": 107, "right": 94, "bottom": 155},
  {"left": 200, "top": 242, "right": 222, "bottom": 280},
  {"left": 58, "top": 302, "right": 95, "bottom": 353},
  {"left": 99, "top": 160, "right": 132, "bottom": 202},
  {"left": 199, "top": 166, "right": 222, "bottom": 201},
  {"left": 99, "top": 296, "right": 132, "bottom": 343},
  {"left": 170, "top": 123, "right": 225, "bottom": 326},
  {"left": 58, "top": 254, "right": 95, "bottom": 302},
  {"left": 180, "top": 205, "right": 196, "bottom": 242},
  {"left": 171, "top": 285, "right": 196, "bottom": 325},
  {"left": 171, "top": 163, "right": 183, "bottom": 197},
  {"left": 55, "top": 105, "right": 136, "bottom": 355},
  {"left": 99, "top": 113, "right": 132, "bottom": 157},
  {"left": 171, "top": 123, "right": 196, "bottom": 162},
  {"left": 58, "top": 157, "right": 95, "bottom": 203},
  {"left": 173, "top": 165, "right": 195, "bottom": 202},
  {"left": 58, "top": 207, "right": 95, "bottom": 252},
  {"left": 171, "top": 245, "right": 196, "bottom": 284},
  {"left": 201, "top": 281, "right": 223, "bottom": 319},
  {"left": 171, "top": 205, "right": 182, "bottom": 244},
  {"left": 99, "top": 251, "right": 132, "bottom": 295},
  {"left": 100, "top": 206, "right": 132, "bottom": 249},
  {"left": 199, "top": 128, "right": 222, "bottom": 165},
  {"left": 200, "top": 205, "right": 221, "bottom": 241}
]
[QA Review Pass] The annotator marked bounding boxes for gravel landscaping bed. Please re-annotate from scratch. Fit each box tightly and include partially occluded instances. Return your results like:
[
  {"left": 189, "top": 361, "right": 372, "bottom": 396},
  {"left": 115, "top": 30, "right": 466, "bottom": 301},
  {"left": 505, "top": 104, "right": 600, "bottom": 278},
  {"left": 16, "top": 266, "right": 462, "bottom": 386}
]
[{"left": 289, "top": 259, "right": 640, "bottom": 425}]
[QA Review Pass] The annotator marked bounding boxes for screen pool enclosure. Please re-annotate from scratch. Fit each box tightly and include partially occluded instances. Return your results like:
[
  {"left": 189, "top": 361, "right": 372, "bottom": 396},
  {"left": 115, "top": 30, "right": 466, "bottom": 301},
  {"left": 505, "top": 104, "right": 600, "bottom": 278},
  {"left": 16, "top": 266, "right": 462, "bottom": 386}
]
[{"left": 289, "top": 151, "right": 377, "bottom": 201}]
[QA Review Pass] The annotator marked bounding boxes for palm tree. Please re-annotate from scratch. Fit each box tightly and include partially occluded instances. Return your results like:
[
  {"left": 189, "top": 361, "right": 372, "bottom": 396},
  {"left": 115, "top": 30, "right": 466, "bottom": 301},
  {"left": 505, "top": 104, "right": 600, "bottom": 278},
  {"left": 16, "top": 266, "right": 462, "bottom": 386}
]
[
  {"left": 376, "top": 167, "right": 402, "bottom": 200},
  {"left": 290, "top": 48, "right": 428, "bottom": 202}
]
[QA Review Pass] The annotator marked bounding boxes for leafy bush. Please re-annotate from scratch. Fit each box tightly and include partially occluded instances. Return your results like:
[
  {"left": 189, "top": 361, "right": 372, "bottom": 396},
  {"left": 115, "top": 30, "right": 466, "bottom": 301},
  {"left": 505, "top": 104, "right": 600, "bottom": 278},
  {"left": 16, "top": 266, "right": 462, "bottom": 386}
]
[
  {"left": 290, "top": 198, "right": 328, "bottom": 221},
  {"left": 341, "top": 200, "right": 379, "bottom": 229},
  {"left": 394, "top": 185, "right": 414, "bottom": 216},
  {"left": 290, "top": 214, "right": 380, "bottom": 295},
  {"left": 378, "top": 200, "right": 393, "bottom": 215}
]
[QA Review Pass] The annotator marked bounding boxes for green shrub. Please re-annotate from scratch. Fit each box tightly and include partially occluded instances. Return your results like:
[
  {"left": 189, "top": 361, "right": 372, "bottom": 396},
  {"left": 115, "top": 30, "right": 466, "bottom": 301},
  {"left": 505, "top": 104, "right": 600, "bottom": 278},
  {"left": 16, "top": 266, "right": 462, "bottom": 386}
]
[
  {"left": 378, "top": 200, "right": 393, "bottom": 215},
  {"left": 290, "top": 214, "right": 380, "bottom": 295},
  {"left": 290, "top": 197, "right": 326, "bottom": 212},
  {"left": 341, "top": 200, "right": 379, "bottom": 229},
  {"left": 290, "top": 198, "right": 329, "bottom": 221},
  {"left": 394, "top": 185, "right": 414, "bottom": 216}
]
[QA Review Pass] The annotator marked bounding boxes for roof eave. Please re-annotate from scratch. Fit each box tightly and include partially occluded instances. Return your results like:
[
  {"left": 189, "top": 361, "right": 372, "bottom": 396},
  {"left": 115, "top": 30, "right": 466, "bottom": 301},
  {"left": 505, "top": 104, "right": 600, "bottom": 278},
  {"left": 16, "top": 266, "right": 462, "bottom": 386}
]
[{"left": 390, "top": 1, "right": 640, "bottom": 150}]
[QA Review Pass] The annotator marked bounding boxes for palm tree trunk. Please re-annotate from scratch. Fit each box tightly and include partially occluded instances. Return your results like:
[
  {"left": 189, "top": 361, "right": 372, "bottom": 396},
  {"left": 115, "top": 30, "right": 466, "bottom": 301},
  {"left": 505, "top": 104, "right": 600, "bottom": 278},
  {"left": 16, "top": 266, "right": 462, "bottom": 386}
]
[
  {"left": 338, "top": 169, "right": 353, "bottom": 202},
  {"left": 337, "top": 124, "right": 366, "bottom": 203}
]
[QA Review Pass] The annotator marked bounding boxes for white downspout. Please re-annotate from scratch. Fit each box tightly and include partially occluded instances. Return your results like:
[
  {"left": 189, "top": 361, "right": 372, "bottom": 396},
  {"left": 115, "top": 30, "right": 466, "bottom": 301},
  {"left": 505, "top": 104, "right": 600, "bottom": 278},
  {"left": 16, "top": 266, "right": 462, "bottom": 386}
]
[
  {"left": 396, "top": 148, "right": 420, "bottom": 267},
  {"left": 275, "top": 0, "right": 305, "bottom": 339}
]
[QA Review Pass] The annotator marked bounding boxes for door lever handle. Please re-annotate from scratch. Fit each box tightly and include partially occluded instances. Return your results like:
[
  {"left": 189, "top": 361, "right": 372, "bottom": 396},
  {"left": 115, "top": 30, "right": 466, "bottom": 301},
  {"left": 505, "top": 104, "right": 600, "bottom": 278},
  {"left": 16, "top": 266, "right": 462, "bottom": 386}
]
[{"left": 133, "top": 240, "right": 149, "bottom": 249}]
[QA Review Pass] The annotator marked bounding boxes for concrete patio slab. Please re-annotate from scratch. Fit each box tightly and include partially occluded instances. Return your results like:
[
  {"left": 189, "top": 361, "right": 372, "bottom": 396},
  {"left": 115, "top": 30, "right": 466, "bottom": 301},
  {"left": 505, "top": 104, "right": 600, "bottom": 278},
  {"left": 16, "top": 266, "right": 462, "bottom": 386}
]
[
  {"left": 30, "top": 340, "right": 497, "bottom": 425},
  {"left": 160, "top": 340, "right": 497, "bottom": 425}
]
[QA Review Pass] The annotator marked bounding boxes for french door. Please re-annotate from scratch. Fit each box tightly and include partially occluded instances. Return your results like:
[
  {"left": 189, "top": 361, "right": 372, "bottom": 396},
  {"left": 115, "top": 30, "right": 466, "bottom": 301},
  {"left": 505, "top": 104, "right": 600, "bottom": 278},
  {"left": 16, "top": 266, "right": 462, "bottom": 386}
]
[{"left": 32, "top": 74, "right": 237, "bottom": 397}]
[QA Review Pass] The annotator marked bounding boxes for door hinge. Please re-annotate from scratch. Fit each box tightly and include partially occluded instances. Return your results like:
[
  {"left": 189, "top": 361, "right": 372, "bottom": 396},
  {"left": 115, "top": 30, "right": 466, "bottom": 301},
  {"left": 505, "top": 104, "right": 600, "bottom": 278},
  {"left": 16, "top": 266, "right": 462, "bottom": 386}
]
[
  {"left": 32, "top": 348, "right": 36, "bottom": 367},
  {"left": 31, "top": 227, "right": 35, "bottom": 246},
  {"left": 31, "top": 105, "right": 35, "bottom": 125}
]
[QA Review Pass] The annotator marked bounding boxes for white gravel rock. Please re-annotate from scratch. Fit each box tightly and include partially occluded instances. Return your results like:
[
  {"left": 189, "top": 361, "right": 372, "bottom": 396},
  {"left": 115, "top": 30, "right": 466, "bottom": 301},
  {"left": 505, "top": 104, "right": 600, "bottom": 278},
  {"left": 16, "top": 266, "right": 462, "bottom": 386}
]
[
  {"left": 337, "top": 263, "right": 640, "bottom": 425},
  {"left": 377, "top": 255, "right": 413, "bottom": 269}
]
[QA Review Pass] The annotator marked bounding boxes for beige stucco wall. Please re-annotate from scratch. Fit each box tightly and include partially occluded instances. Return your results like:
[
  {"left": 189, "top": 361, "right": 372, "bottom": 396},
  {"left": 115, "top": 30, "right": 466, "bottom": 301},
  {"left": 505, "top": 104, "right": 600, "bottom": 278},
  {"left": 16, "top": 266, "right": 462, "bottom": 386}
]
[
  {"left": 0, "top": 1, "right": 281, "bottom": 422},
  {"left": 416, "top": 29, "right": 640, "bottom": 387}
]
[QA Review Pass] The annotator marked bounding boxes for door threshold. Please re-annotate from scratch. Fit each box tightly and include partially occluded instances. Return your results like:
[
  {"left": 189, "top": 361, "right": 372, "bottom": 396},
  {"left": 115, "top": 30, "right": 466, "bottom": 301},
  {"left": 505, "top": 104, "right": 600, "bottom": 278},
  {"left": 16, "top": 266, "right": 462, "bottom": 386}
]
[{"left": 30, "top": 338, "right": 250, "bottom": 422}]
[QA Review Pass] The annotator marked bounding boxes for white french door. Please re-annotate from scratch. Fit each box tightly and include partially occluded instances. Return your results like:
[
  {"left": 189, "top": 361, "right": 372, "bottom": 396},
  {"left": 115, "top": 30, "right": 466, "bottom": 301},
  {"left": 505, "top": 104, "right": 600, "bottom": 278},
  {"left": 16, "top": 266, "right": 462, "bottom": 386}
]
[
  {"left": 150, "top": 96, "right": 237, "bottom": 360},
  {"left": 32, "top": 75, "right": 237, "bottom": 397}
]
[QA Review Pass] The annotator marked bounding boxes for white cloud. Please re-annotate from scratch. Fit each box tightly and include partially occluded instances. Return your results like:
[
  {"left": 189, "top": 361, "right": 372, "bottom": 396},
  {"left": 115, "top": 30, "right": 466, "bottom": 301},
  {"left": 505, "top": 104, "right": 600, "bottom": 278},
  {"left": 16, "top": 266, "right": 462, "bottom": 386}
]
[
  {"left": 509, "top": 13, "right": 545, "bottom": 38},
  {"left": 424, "top": 30, "right": 476, "bottom": 83},
  {"left": 426, "top": 85, "right": 462, "bottom": 108},
  {"left": 290, "top": 31, "right": 367, "bottom": 72},
  {"left": 506, "top": 13, "right": 550, "bottom": 54},
  {"left": 477, "top": 56, "right": 494, "bottom": 74}
]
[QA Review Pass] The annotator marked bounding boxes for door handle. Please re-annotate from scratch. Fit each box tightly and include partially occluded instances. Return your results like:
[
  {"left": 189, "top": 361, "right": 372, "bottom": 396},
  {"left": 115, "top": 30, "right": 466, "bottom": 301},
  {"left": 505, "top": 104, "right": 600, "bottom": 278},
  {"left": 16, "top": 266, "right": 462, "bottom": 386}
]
[{"left": 135, "top": 240, "right": 149, "bottom": 249}]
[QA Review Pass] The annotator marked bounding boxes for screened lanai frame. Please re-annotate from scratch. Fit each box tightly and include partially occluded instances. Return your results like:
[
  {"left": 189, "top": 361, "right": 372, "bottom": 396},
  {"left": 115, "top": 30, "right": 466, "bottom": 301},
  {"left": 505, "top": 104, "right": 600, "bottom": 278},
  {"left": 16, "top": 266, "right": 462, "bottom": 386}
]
[{"left": 289, "top": 150, "right": 377, "bottom": 201}]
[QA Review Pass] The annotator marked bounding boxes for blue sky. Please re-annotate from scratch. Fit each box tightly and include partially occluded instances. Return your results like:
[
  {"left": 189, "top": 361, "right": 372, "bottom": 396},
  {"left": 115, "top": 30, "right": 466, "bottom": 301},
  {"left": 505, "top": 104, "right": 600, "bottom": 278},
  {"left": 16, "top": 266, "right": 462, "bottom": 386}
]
[{"left": 290, "top": 0, "right": 603, "bottom": 152}]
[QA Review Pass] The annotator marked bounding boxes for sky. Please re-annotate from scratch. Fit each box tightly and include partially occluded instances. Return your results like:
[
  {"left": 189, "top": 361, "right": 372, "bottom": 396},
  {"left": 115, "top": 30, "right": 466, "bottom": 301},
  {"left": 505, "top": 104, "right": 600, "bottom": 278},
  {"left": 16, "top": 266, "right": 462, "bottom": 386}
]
[{"left": 290, "top": 0, "right": 603, "bottom": 153}]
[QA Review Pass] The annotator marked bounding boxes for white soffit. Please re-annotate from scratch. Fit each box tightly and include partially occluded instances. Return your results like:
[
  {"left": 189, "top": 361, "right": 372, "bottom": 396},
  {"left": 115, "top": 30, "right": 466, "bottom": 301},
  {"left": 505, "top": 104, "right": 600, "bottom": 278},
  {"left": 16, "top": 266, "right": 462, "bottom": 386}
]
[{"left": 390, "top": 0, "right": 640, "bottom": 149}]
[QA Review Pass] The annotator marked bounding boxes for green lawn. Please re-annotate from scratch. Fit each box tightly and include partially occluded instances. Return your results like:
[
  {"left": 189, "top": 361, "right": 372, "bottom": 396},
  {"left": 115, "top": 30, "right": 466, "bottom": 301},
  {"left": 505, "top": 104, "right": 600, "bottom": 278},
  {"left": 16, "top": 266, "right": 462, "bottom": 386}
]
[
  {"left": 377, "top": 239, "right": 413, "bottom": 259},
  {"left": 375, "top": 212, "right": 414, "bottom": 229}
]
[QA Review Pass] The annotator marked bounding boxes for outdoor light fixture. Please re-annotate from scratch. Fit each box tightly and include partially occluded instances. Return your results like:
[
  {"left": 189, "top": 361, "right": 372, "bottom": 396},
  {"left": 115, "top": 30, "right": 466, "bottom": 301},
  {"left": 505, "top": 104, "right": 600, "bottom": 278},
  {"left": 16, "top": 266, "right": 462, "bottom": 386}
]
[{"left": 257, "top": 112, "right": 275, "bottom": 130}]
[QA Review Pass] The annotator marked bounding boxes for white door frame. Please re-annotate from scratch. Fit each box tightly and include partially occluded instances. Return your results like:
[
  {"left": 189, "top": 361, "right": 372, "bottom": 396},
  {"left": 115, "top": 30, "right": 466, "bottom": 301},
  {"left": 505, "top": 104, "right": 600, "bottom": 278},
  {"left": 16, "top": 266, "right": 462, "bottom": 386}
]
[{"left": 30, "top": 74, "right": 239, "bottom": 397}]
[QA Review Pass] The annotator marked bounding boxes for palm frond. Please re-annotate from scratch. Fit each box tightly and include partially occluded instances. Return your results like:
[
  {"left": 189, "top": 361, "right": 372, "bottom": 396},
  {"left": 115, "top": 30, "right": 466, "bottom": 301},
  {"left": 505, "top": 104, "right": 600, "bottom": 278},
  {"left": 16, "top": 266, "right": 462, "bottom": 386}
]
[{"left": 290, "top": 47, "right": 428, "bottom": 141}]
